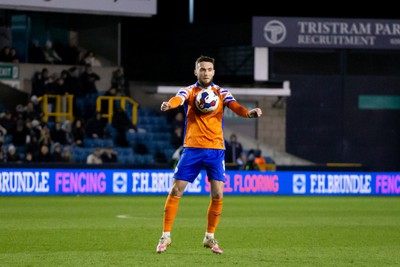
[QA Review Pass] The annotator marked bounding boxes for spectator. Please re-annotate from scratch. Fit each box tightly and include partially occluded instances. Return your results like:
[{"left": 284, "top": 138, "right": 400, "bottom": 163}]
[
  {"left": 61, "top": 147, "right": 73, "bottom": 163},
  {"left": 79, "top": 64, "right": 100, "bottom": 96},
  {"left": 100, "top": 86, "right": 119, "bottom": 114},
  {"left": 9, "top": 47, "right": 19, "bottom": 63},
  {"left": 83, "top": 50, "right": 102, "bottom": 67},
  {"left": 71, "top": 118, "right": 85, "bottom": 147},
  {"left": 112, "top": 106, "right": 137, "bottom": 147},
  {"left": 0, "top": 46, "right": 11, "bottom": 62},
  {"left": 171, "top": 112, "right": 184, "bottom": 148},
  {"left": 23, "top": 152, "right": 34, "bottom": 163},
  {"left": 226, "top": 134, "right": 243, "bottom": 164},
  {"left": 111, "top": 68, "right": 127, "bottom": 95},
  {"left": 86, "top": 147, "right": 102, "bottom": 164},
  {"left": 31, "top": 71, "right": 46, "bottom": 98},
  {"left": 0, "top": 110, "right": 16, "bottom": 134},
  {"left": 11, "top": 119, "right": 29, "bottom": 147},
  {"left": 25, "top": 119, "right": 41, "bottom": 153},
  {"left": 85, "top": 112, "right": 106, "bottom": 139},
  {"left": 43, "top": 40, "right": 62, "bottom": 64},
  {"left": 50, "top": 122, "right": 67, "bottom": 145},
  {"left": 51, "top": 143, "right": 64, "bottom": 162},
  {"left": 34, "top": 144, "right": 53, "bottom": 162},
  {"left": 253, "top": 149, "right": 267, "bottom": 171},
  {"left": 29, "top": 40, "right": 46, "bottom": 63},
  {"left": 25, "top": 98, "right": 43, "bottom": 121},
  {"left": 61, "top": 120, "right": 74, "bottom": 146},
  {"left": 100, "top": 146, "right": 118, "bottom": 163},
  {"left": 38, "top": 124, "right": 52, "bottom": 147},
  {"left": 6, "top": 144, "right": 21, "bottom": 163}
]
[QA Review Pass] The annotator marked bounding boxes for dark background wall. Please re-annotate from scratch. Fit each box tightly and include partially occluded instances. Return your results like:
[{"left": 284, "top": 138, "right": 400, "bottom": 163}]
[{"left": 270, "top": 49, "right": 400, "bottom": 171}]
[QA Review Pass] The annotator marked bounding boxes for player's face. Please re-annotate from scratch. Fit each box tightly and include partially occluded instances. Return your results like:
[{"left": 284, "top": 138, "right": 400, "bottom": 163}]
[{"left": 195, "top": 61, "right": 215, "bottom": 87}]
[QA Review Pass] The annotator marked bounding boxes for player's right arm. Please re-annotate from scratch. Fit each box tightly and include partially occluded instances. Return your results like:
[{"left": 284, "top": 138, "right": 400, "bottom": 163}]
[{"left": 160, "top": 96, "right": 184, "bottom": 111}]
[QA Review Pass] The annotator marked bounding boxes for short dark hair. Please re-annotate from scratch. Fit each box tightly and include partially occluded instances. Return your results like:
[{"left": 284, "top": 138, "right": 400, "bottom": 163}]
[{"left": 195, "top": 55, "right": 215, "bottom": 68}]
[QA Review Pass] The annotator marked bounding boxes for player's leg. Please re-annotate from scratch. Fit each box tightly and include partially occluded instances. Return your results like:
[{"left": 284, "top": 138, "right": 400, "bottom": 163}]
[
  {"left": 157, "top": 148, "right": 203, "bottom": 253},
  {"left": 203, "top": 149, "right": 225, "bottom": 254},
  {"left": 203, "top": 179, "right": 224, "bottom": 254},
  {"left": 156, "top": 179, "right": 188, "bottom": 253}
]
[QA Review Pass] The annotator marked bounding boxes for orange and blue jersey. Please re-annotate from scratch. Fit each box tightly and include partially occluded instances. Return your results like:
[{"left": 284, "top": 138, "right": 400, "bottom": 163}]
[{"left": 168, "top": 82, "right": 249, "bottom": 150}]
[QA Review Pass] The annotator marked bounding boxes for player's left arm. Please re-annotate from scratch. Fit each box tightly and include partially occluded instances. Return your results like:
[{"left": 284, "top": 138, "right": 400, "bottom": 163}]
[{"left": 228, "top": 101, "right": 262, "bottom": 118}]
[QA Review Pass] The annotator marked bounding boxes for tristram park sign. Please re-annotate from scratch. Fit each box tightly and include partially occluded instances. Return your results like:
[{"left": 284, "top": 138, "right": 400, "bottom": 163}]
[{"left": 253, "top": 17, "right": 400, "bottom": 49}]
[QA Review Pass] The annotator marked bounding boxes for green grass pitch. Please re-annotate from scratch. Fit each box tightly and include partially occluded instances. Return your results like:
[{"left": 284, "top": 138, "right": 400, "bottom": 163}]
[{"left": 1, "top": 196, "right": 399, "bottom": 267}]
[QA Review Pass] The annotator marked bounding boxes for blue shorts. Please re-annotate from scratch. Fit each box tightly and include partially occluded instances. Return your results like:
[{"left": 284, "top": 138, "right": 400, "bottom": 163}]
[{"left": 173, "top": 148, "right": 226, "bottom": 183}]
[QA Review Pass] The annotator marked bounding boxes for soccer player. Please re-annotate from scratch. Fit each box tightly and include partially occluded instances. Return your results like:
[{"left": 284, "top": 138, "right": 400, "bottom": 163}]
[{"left": 156, "top": 55, "right": 262, "bottom": 254}]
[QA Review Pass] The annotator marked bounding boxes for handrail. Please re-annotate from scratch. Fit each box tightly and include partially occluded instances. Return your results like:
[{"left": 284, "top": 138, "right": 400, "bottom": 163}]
[
  {"left": 96, "top": 96, "right": 139, "bottom": 124},
  {"left": 37, "top": 94, "right": 74, "bottom": 122}
]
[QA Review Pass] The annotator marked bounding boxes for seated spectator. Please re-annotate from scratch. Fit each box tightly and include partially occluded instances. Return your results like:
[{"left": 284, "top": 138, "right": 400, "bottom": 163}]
[
  {"left": 38, "top": 124, "right": 52, "bottom": 147},
  {"left": 43, "top": 40, "right": 63, "bottom": 64},
  {"left": 87, "top": 147, "right": 102, "bottom": 164},
  {"left": 253, "top": 149, "right": 267, "bottom": 171},
  {"left": 100, "top": 146, "right": 118, "bottom": 163},
  {"left": 51, "top": 143, "right": 64, "bottom": 162},
  {"left": 85, "top": 112, "right": 106, "bottom": 139},
  {"left": 6, "top": 144, "right": 21, "bottom": 163},
  {"left": 50, "top": 122, "right": 67, "bottom": 145},
  {"left": 34, "top": 144, "right": 53, "bottom": 162},
  {"left": 61, "top": 147, "right": 73, "bottom": 163},
  {"left": 71, "top": 118, "right": 85, "bottom": 146},
  {"left": 24, "top": 152, "right": 34, "bottom": 163}
]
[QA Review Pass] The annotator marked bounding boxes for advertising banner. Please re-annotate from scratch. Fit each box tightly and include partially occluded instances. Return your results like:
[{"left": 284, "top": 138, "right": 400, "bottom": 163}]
[
  {"left": 253, "top": 17, "right": 400, "bottom": 49},
  {"left": 0, "top": 169, "right": 399, "bottom": 196}
]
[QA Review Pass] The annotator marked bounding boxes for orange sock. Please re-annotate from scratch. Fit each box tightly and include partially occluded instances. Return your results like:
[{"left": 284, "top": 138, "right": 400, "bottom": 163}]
[
  {"left": 163, "top": 195, "right": 181, "bottom": 232},
  {"left": 206, "top": 198, "right": 223, "bottom": 233}
]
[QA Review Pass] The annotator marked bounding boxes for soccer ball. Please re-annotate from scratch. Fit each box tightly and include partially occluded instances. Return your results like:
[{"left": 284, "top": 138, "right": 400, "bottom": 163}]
[{"left": 195, "top": 89, "right": 219, "bottom": 113}]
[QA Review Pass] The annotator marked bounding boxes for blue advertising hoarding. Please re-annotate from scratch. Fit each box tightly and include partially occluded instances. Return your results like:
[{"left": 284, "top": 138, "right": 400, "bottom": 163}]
[{"left": 0, "top": 168, "right": 399, "bottom": 196}]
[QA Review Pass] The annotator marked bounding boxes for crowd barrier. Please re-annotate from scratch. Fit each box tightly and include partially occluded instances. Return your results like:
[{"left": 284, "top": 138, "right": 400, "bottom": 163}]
[{"left": 0, "top": 166, "right": 399, "bottom": 196}]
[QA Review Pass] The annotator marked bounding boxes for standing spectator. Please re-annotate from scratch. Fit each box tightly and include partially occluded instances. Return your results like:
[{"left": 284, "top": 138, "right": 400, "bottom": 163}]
[
  {"left": 226, "top": 134, "right": 243, "bottom": 164},
  {"left": 9, "top": 47, "right": 19, "bottom": 63},
  {"left": 83, "top": 50, "right": 102, "bottom": 67},
  {"left": 86, "top": 147, "right": 102, "bottom": 164},
  {"left": 112, "top": 106, "right": 137, "bottom": 147},
  {"left": 111, "top": 68, "right": 127, "bottom": 95},
  {"left": 29, "top": 40, "right": 46, "bottom": 63},
  {"left": 0, "top": 46, "right": 11, "bottom": 62},
  {"left": 79, "top": 64, "right": 100, "bottom": 96},
  {"left": 43, "top": 40, "right": 62, "bottom": 64},
  {"left": 31, "top": 71, "right": 46, "bottom": 98}
]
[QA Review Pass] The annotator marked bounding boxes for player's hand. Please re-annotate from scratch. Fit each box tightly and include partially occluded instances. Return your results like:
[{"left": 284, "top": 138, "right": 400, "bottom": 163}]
[
  {"left": 248, "top": 108, "right": 262, "bottom": 118},
  {"left": 161, "top": 101, "right": 171, "bottom": 111}
]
